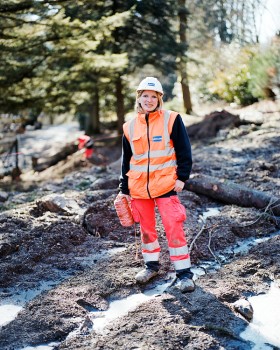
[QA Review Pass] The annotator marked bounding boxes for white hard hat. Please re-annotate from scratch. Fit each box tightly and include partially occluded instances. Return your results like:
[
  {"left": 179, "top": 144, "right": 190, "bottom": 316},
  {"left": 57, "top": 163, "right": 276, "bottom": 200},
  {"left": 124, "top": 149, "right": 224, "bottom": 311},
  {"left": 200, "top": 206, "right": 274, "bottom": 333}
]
[{"left": 136, "top": 77, "right": 163, "bottom": 95}]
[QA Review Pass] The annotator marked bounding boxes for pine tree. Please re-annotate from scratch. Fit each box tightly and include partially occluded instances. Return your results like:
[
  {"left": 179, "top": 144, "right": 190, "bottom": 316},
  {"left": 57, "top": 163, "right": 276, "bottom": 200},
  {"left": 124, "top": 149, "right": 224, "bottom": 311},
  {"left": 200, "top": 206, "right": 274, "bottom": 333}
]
[{"left": 0, "top": 1, "right": 130, "bottom": 134}]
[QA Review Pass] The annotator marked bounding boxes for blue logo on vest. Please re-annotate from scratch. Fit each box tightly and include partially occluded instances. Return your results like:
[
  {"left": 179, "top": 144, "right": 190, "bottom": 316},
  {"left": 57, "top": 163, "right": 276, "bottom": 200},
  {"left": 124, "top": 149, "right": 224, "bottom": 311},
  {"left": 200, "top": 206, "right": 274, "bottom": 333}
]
[{"left": 153, "top": 136, "right": 162, "bottom": 142}]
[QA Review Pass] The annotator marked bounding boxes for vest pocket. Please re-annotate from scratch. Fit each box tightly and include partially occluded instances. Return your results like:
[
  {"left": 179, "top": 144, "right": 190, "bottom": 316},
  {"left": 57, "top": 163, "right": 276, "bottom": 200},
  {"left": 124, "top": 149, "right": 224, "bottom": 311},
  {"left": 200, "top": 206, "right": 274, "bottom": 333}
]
[
  {"left": 152, "top": 167, "right": 176, "bottom": 196},
  {"left": 126, "top": 170, "right": 144, "bottom": 197},
  {"left": 132, "top": 136, "right": 145, "bottom": 155}
]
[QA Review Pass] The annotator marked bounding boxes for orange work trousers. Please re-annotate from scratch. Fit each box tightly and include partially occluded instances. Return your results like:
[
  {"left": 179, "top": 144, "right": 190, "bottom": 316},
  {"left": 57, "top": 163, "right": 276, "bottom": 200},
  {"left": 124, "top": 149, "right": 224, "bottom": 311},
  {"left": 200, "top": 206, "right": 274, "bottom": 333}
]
[{"left": 131, "top": 196, "right": 191, "bottom": 271}]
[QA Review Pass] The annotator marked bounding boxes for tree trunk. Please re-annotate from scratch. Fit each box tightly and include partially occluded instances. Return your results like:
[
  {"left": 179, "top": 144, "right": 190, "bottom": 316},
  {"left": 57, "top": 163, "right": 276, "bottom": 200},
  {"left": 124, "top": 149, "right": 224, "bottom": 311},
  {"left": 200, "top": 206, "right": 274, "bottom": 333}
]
[
  {"left": 86, "top": 85, "right": 100, "bottom": 135},
  {"left": 178, "top": 0, "right": 192, "bottom": 114},
  {"left": 116, "top": 75, "right": 125, "bottom": 134},
  {"left": 185, "top": 174, "right": 280, "bottom": 216},
  {"left": 180, "top": 72, "right": 192, "bottom": 114}
]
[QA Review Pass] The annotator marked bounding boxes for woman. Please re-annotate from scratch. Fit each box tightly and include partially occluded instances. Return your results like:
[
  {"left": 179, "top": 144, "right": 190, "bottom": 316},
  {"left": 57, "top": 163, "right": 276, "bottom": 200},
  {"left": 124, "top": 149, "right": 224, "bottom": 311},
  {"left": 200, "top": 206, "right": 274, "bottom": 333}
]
[{"left": 118, "top": 77, "right": 195, "bottom": 292}]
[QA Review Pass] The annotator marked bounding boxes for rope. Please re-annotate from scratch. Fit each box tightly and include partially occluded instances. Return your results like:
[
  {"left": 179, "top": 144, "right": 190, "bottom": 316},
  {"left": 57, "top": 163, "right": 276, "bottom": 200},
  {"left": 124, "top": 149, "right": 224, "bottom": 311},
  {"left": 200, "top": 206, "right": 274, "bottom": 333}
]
[{"left": 134, "top": 223, "right": 139, "bottom": 260}]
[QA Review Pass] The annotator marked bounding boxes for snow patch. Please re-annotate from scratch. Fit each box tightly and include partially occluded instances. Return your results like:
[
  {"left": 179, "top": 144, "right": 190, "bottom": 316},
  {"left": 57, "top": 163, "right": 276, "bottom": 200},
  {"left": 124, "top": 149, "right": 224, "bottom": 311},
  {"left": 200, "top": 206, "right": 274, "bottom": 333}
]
[
  {"left": 0, "top": 304, "right": 22, "bottom": 326},
  {"left": 199, "top": 207, "right": 220, "bottom": 222},
  {"left": 240, "top": 283, "right": 280, "bottom": 349},
  {"left": 19, "top": 342, "right": 60, "bottom": 350}
]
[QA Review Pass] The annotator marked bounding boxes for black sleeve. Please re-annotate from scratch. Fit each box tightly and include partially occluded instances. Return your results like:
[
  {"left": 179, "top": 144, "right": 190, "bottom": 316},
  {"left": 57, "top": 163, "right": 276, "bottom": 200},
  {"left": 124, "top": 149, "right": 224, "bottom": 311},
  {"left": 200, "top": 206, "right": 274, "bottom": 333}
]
[
  {"left": 119, "top": 134, "right": 132, "bottom": 195},
  {"left": 170, "top": 114, "right": 192, "bottom": 182}
]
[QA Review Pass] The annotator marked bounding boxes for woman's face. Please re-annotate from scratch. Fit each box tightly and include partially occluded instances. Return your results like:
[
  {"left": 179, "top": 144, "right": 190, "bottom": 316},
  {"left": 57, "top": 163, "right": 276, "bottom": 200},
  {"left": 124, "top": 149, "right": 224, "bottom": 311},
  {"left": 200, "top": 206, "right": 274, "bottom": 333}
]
[{"left": 138, "top": 90, "right": 159, "bottom": 113}]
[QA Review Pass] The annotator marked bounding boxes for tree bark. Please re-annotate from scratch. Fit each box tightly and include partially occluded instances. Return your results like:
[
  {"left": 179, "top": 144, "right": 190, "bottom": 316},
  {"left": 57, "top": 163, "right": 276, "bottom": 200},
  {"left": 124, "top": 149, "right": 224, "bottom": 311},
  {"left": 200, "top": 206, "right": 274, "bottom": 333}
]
[
  {"left": 87, "top": 85, "right": 100, "bottom": 135},
  {"left": 185, "top": 174, "right": 280, "bottom": 216},
  {"left": 178, "top": 0, "right": 192, "bottom": 114},
  {"left": 180, "top": 65, "right": 192, "bottom": 114},
  {"left": 116, "top": 75, "right": 125, "bottom": 135}
]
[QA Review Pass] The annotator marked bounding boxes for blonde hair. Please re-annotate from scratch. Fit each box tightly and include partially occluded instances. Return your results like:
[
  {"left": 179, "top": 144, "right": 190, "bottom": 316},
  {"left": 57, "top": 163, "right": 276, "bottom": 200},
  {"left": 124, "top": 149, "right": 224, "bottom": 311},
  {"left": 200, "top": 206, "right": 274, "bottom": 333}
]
[{"left": 135, "top": 90, "right": 163, "bottom": 113}]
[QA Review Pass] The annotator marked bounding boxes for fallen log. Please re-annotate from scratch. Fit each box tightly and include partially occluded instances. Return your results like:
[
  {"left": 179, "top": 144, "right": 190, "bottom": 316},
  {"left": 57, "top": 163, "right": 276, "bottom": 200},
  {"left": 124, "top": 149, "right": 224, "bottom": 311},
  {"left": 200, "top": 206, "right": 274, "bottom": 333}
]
[
  {"left": 185, "top": 174, "right": 280, "bottom": 216},
  {"left": 32, "top": 143, "right": 78, "bottom": 172}
]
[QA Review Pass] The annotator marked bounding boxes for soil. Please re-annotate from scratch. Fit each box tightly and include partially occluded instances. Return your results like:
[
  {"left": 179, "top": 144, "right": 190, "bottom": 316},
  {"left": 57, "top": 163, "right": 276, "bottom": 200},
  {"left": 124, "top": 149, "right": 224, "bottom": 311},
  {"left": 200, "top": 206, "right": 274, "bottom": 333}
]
[{"left": 0, "top": 100, "right": 280, "bottom": 350}]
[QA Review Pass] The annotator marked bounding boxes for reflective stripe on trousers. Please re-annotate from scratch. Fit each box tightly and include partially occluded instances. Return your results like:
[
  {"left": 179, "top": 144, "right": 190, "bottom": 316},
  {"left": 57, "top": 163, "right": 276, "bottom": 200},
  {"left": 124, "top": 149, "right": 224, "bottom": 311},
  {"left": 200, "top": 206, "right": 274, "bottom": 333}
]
[{"left": 131, "top": 196, "right": 191, "bottom": 270}]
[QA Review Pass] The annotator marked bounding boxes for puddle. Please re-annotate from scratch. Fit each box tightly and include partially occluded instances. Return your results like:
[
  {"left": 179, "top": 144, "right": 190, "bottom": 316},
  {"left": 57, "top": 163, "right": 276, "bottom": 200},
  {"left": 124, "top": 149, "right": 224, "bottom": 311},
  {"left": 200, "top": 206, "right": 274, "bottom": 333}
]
[
  {"left": 19, "top": 342, "right": 60, "bottom": 350},
  {"left": 3, "top": 229, "right": 280, "bottom": 349},
  {"left": 0, "top": 304, "right": 23, "bottom": 326},
  {"left": 0, "top": 280, "right": 60, "bottom": 327},
  {"left": 14, "top": 277, "right": 177, "bottom": 348},
  {"left": 91, "top": 268, "right": 229, "bottom": 335},
  {"left": 76, "top": 230, "right": 279, "bottom": 341},
  {"left": 0, "top": 246, "right": 126, "bottom": 328},
  {"left": 75, "top": 246, "right": 126, "bottom": 268},
  {"left": 191, "top": 261, "right": 221, "bottom": 279},
  {"left": 199, "top": 207, "right": 220, "bottom": 222},
  {"left": 92, "top": 293, "right": 153, "bottom": 333},
  {"left": 240, "top": 283, "right": 280, "bottom": 349},
  {"left": 218, "top": 231, "right": 280, "bottom": 262},
  {"left": 191, "top": 231, "right": 279, "bottom": 278},
  {"left": 66, "top": 278, "right": 172, "bottom": 339},
  {"left": 8, "top": 250, "right": 280, "bottom": 350},
  {"left": 17, "top": 342, "right": 59, "bottom": 350},
  {"left": 93, "top": 279, "right": 171, "bottom": 333}
]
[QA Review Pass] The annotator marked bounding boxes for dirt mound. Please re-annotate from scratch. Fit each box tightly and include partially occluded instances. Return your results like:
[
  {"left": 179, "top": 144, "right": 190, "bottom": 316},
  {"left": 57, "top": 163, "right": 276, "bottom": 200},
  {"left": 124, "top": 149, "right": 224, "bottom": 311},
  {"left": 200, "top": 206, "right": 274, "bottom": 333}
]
[{"left": 187, "top": 110, "right": 241, "bottom": 139}]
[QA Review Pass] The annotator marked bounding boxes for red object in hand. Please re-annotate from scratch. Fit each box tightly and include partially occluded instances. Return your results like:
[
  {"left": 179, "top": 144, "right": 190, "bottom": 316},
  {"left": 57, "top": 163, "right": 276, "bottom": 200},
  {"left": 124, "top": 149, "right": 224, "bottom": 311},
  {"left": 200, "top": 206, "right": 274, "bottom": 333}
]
[{"left": 114, "top": 195, "right": 134, "bottom": 227}]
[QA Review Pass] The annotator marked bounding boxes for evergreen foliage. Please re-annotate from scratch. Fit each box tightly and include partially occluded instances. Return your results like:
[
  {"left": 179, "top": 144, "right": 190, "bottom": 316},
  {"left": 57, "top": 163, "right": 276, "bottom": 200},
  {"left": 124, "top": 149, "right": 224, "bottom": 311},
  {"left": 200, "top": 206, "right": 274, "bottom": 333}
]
[
  {"left": 0, "top": 0, "right": 181, "bottom": 133},
  {"left": 0, "top": 0, "right": 278, "bottom": 130},
  {"left": 0, "top": 1, "right": 130, "bottom": 116}
]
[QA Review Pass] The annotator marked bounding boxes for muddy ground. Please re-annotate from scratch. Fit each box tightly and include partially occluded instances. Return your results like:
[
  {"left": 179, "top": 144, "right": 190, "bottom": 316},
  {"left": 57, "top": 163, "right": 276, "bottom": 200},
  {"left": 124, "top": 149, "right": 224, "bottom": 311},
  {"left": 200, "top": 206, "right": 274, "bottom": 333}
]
[{"left": 0, "top": 100, "right": 280, "bottom": 350}]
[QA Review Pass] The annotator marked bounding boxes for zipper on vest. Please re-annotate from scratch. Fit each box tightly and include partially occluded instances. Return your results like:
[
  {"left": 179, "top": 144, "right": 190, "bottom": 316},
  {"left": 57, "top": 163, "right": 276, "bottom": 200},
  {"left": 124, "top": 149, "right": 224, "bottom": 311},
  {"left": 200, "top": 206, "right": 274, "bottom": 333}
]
[{"left": 145, "top": 113, "right": 152, "bottom": 198}]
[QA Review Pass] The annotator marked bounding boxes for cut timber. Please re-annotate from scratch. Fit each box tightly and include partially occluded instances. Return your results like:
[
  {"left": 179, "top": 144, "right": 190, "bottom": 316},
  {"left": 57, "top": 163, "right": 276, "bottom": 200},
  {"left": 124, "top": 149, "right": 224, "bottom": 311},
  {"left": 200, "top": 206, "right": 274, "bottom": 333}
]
[
  {"left": 185, "top": 174, "right": 280, "bottom": 216},
  {"left": 32, "top": 143, "right": 78, "bottom": 172}
]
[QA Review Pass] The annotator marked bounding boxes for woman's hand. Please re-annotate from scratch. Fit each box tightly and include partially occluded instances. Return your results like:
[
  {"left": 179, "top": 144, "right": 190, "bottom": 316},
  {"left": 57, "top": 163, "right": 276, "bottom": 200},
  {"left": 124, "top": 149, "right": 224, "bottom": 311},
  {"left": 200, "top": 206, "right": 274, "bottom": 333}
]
[
  {"left": 174, "top": 179, "right": 185, "bottom": 193},
  {"left": 117, "top": 193, "right": 131, "bottom": 201}
]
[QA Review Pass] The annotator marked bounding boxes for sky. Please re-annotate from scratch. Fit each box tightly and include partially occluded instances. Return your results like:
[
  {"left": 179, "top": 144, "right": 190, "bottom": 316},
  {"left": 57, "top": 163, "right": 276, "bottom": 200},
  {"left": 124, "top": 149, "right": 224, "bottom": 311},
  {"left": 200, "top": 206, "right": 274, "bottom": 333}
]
[{"left": 258, "top": 0, "right": 280, "bottom": 42}]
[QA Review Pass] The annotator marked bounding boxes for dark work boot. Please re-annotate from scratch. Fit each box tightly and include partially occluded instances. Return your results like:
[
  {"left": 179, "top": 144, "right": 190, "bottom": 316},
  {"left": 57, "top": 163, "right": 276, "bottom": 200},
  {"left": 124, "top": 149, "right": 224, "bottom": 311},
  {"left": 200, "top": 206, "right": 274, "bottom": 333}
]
[
  {"left": 135, "top": 261, "right": 160, "bottom": 284},
  {"left": 176, "top": 268, "right": 195, "bottom": 293},
  {"left": 135, "top": 268, "right": 158, "bottom": 284},
  {"left": 177, "top": 276, "right": 195, "bottom": 292}
]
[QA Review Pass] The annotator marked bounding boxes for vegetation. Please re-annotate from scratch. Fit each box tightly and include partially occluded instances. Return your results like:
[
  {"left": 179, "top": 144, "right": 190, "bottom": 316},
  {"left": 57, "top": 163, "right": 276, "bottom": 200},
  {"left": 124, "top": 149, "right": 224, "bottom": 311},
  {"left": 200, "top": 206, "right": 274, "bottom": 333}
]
[
  {"left": 0, "top": 0, "right": 279, "bottom": 135},
  {"left": 207, "top": 45, "right": 258, "bottom": 105}
]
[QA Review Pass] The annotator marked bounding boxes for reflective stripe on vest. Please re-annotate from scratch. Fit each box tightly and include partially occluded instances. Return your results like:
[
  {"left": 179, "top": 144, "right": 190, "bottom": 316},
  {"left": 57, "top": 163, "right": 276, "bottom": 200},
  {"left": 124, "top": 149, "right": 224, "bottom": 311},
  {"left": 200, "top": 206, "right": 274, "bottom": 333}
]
[
  {"left": 129, "top": 110, "right": 171, "bottom": 149},
  {"left": 128, "top": 110, "right": 176, "bottom": 171},
  {"left": 130, "top": 159, "right": 177, "bottom": 172}
]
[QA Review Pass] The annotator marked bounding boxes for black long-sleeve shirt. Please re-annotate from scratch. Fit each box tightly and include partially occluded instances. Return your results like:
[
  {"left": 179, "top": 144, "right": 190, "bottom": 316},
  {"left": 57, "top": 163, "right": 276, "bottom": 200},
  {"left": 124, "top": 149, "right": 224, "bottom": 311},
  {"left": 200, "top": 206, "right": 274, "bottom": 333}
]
[{"left": 119, "top": 114, "right": 192, "bottom": 196}]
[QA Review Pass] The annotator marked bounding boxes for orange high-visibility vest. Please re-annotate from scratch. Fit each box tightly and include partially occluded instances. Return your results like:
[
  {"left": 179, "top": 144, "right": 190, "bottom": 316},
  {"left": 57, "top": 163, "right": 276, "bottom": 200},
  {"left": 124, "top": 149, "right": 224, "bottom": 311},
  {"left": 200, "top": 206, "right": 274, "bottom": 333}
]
[{"left": 123, "top": 110, "right": 178, "bottom": 199}]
